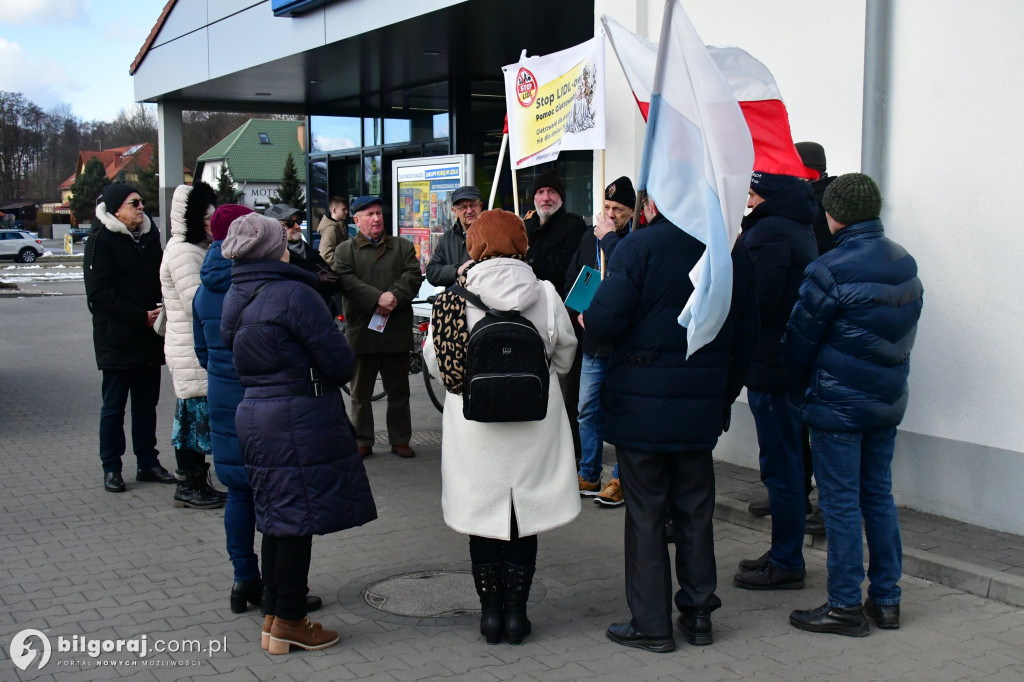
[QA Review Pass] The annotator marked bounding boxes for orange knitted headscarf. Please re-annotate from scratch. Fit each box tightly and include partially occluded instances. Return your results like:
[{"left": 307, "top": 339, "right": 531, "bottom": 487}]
[{"left": 465, "top": 209, "right": 528, "bottom": 261}]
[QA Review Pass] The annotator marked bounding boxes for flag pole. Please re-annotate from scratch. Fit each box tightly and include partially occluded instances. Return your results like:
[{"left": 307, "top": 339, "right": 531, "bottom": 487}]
[
  {"left": 598, "top": 148, "right": 606, "bottom": 278},
  {"left": 511, "top": 164, "right": 520, "bottom": 216},
  {"left": 488, "top": 133, "right": 508, "bottom": 210}
]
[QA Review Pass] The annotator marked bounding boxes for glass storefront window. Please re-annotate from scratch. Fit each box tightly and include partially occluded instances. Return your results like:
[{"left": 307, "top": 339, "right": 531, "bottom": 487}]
[
  {"left": 384, "top": 118, "right": 411, "bottom": 144},
  {"left": 433, "top": 113, "right": 449, "bottom": 139},
  {"left": 310, "top": 116, "right": 360, "bottom": 153},
  {"left": 364, "top": 153, "right": 382, "bottom": 196}
]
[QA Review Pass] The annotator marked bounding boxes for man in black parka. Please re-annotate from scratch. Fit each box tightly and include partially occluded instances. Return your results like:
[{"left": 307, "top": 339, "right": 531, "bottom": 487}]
[
  {"left": 732, "top": 172, "right": 818, "bottom": 592},
  {"left": 584, "top": 194, "right": 757, "bottom": 652},
  {"left": 84, "top": 183, "right": 173, "bottom": 493}
]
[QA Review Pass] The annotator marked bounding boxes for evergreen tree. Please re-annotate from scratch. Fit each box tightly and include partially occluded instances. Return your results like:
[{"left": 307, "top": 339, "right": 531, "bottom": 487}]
[
  {"left": 138, "top": 158, "right": 160, "bottom": 216},
  {"left": 69, "top": 157, "right": 111, "bottom": 224},
  {"left": 215, "top": 163, "right": 239, "bottom": 205},
  {"left": 270, "top": 152, "right": 305, "bottom": 212}
]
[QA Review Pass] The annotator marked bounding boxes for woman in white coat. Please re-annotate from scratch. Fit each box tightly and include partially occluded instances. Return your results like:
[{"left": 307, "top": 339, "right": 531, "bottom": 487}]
[
  {"left": 160, "top": 181, "right": 223, "bottom": 509},
  {"left": 424, "top": 209, "right": 580, "bottom": 645}
]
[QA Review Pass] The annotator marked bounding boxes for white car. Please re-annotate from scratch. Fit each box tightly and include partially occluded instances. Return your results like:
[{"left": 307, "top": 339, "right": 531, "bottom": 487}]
[{"left": 0, "top": 229, "right": 45, "bottom": 263}]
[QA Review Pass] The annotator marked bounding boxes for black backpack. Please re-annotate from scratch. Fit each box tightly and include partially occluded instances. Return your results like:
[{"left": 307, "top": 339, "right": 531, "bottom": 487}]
[{"left": 450, "top": 285, "right": 550, "bottom": 423}]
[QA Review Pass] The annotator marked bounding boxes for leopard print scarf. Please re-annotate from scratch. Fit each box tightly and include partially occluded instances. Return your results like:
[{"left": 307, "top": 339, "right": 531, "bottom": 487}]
[{"left": 430, "top": 255, "right": 526, "bottom": 395}]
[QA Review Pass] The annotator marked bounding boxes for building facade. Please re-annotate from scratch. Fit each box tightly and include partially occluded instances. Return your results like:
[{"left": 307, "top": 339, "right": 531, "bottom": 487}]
[{"left": 131, "top": 0, "right": 1024, "bottom": 534}]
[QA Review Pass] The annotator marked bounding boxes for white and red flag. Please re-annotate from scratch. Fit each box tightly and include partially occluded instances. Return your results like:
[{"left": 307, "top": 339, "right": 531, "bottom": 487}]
[
  {"left": 603, "top": 14, "right": 817, "bottom": 179},
  {"left": 605, "top": 3, "right": 754, "bottom": 355}
]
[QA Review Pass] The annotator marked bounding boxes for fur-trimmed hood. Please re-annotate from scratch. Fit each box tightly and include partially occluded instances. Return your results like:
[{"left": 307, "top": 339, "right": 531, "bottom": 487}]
[
  {"left": 94, "top": 202, "right": 154, "bottom": 237},
  {"left": 170, "top": 182, "right": 216, "bottom": 244}
]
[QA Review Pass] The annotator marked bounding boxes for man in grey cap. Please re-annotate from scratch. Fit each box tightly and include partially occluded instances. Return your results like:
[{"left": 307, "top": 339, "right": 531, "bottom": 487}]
[
  {"left": 265, "top": 203, "right": 340, "bottom": 305},
  {"left": 425, "top": 186, "right": 481, "bottom": 287}
]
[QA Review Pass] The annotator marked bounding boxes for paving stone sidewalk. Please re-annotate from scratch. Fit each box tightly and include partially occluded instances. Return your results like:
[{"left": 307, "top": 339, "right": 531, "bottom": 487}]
[{"left": 2, "top": 294, "right": 1023, "bottom": 681}]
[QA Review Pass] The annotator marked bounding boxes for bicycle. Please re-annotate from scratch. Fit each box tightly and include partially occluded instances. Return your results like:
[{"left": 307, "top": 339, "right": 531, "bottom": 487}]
[{"left": 336, "top": 301, "right": 445, "bottom": 413}]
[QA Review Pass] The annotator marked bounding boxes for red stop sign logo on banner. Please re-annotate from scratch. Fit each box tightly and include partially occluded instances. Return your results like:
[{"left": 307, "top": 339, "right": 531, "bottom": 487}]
[{"left": 516, "top": 68, "right": 537, "bottom": 107}]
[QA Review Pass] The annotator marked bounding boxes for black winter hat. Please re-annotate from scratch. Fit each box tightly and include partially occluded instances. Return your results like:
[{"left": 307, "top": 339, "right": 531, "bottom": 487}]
[
  {"left": 529, "top": 168, "right": 566, "bottom": 201},
  {"left": 823, "top": 173, "right": 882, "bottom": 225},
  {"left": 749, "top": 171, "right": 802, "bottom": 200},
  {"left": 604, "top": 176, "right": 636, "bottom": 210},
  {"left": 99, "top": 183, "right": 138, "bottom": 213},
  {"left": 795, "top": 142, "right": 827, "bottom": 174}
]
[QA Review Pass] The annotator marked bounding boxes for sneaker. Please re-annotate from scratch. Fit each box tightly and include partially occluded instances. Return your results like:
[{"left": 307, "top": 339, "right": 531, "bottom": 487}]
[
  {"left": 578, "top": 474, "right": 601, "bottom": 496},
  {"left": 594, "top": 478, "right": 624, "bottom": 507},
  {"left": 733, "top": 561, "right": 806, "bottom": 591}
]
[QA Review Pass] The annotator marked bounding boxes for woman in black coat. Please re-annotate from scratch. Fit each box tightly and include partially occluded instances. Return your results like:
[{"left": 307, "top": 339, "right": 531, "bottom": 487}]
[{"left": 220, "top": 213, "right": 376, "bottom": 655}]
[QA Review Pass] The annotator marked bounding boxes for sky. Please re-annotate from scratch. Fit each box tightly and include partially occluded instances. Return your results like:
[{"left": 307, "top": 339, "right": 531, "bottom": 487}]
[{"left": 0, "top": 0, "right": 168, "bottom": 122}]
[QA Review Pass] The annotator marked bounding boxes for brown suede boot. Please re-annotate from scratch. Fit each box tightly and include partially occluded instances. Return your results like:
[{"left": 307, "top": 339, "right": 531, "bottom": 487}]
[
  {"left": 267, "top": 617, "right": 339, "bottom": 654},
  {"left": 261, "top": 615, "right": 274, "bottom": 651}
]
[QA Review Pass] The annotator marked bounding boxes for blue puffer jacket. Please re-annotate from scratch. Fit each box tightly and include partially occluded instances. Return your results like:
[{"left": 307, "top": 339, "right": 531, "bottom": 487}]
[
  {"left": 783, "top": 219, "right": 923, "bottom": 431},
  {"left": 582, "top": 215, "right": 758, "bottom": 453},
  {"left": 738, "top": 180, "right": 818, "bottom": 391},
  {"left": 192, "top": 242, "right": 247, "bottom": 490},
  {"left": 221, "top": 259, "right": 376, "bottom": 537}
]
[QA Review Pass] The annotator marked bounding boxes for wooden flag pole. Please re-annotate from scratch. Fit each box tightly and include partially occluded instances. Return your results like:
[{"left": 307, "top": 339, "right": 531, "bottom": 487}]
[{"left": 488, "top": 132, "right": 508, "bottom": 210}]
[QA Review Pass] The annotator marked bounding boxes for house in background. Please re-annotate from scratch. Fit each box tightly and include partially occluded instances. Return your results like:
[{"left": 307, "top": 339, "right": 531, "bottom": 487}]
[
  {"left": 57, "top": 143, "right": 193, "bottom": 207},
  {"left": 195, "top": 119, "right": 306, "bottom": 210}
]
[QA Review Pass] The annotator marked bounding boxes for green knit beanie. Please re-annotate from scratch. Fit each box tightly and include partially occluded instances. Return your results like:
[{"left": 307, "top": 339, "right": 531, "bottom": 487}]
[{"left": 822, "top": 173, "right": 882, "bottom": 225}]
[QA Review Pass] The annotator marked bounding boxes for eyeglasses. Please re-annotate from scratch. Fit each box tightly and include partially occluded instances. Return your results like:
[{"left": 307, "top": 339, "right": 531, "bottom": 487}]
[
  {"left": 284, "top": 218, "right": 300, "bottom": 227},
  {"left": 453, "top": 201, "right": 482, "bottom": 212},
  {"left": 124, "top": 198, "right": 144, "bottom": 208}
]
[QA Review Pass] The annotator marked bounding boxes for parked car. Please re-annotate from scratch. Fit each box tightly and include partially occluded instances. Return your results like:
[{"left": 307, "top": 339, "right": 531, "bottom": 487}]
[
  {"left": 0, "top": 229, "right": 45, "bottom": 263},
  {"left": 69, "top": 226, "right": 92, "bottom": 243}
]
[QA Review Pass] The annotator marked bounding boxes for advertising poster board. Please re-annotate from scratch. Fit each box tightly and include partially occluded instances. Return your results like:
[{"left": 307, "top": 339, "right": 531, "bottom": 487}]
[{"left": 392, "top": 155, "right": 474, "bottom": 273}]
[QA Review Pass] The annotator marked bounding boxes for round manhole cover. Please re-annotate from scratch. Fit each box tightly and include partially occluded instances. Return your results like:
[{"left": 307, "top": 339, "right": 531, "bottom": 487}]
[{"left": 362, "top": 570, "right": 478, "bottom": 618}]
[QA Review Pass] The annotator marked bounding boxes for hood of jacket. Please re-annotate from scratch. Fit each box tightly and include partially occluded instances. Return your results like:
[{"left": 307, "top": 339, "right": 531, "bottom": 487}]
[
  {"left": 169, "top": 182, "right": 216, "bottom": 243},
  {"left": 465, "top": 258, "right": 541, "bottom": 311},
  {"left": 230, "top": 258, "right": 320, "bottom": 289},
  {"left": 200, "top": 241, "right": 233, "bottom": 293},
  {"left": 93, "top": 202, "right": 154, "bottom": 238},
  {"left": 742, "top": 179, "right": 818, "bottom": 230}
]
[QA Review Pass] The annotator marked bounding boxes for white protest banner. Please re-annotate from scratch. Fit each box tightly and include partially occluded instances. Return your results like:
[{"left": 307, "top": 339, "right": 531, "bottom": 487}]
[{"left": 502, "top": 35, "right": 605, "bottom": 169}]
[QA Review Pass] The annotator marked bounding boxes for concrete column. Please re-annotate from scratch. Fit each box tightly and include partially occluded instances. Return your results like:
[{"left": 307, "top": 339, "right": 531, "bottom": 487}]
[{"left": 157, "top": 101, "right": 185, "bottom": 242}]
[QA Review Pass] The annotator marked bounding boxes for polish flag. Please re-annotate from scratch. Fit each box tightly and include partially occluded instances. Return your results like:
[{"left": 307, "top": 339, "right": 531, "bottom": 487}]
[
  {"left": 603, "top": 15, "right": 817, "bottom": 180},
  {"left": 607, "top": 3, "right": 754, "bottom": 356}
]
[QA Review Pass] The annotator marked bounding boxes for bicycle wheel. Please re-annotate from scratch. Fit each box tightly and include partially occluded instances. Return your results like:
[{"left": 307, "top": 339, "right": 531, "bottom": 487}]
[
  {"left": 422, "top": 353, "right": 446, "bottom": 412},
  {"left": 341, "top": 379, "right": 387, "bottom": 401}
]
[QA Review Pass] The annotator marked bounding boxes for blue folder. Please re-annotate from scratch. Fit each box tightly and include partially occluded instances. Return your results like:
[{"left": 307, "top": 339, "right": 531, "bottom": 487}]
[{"left": 565, "top": 265, "right": 601, "bottom": 312}]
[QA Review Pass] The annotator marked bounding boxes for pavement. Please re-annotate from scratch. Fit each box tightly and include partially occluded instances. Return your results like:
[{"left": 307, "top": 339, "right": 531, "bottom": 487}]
[{"left": 2, "top": 286, "right": 1024, "bottom": 681}]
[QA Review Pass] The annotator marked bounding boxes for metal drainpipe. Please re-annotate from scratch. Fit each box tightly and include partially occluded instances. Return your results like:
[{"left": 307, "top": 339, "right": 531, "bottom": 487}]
[{"left": 862, "top": 0, "right": 893, "bottom": 184}]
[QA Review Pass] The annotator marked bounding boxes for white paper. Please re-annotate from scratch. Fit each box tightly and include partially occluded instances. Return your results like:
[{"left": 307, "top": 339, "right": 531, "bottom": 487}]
[{"left": 368, "top": 312, "right": 389, "bottom": 333}]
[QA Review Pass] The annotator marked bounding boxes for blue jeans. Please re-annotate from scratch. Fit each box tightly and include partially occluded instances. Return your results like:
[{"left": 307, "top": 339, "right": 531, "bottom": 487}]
[
  {"left": 577, "top": 354, "right": 618, "bottom": 482},
  {"left": 748, "top": 389, "right": 805, "bottom": 572},
  {"left": 810, "top": 426, "right": 902, "bottom": 608},
  {"left": 99, "top": 367, "right": 161, "bottom": 473},
  {"left": 224, "top": 485, "right": 260, "bottom": 581}
]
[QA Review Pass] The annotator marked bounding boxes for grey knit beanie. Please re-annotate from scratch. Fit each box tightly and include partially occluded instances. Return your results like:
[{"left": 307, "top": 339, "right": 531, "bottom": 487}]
[
  {"left": 822, "top": 173, "right": 882, "bottom": 225},
  {"left": 221, "top": 213, "right": 287, "bottom": 260}
]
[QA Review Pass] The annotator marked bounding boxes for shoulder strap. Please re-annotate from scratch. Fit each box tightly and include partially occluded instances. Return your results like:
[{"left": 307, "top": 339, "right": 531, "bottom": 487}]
[
  {"left": 449, "top": 284, "right": 490, "bottom": 312},
  {"left": 233, "top": 281, "right": 274, "bottom": 338}
]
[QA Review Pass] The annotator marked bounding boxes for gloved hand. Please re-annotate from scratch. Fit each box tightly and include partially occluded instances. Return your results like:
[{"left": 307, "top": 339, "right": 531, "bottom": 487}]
[{"left": 722, "top": 405, "right": 732, "bottom": 433}]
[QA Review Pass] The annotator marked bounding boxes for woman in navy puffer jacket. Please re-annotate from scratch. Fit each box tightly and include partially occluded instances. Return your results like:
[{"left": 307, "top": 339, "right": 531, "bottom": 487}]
[
  {"left": 194, "top": 205, "right": 274, "bottom": 614},
  {"left": 220, "top": 213, "right": 376, "bottom": 655}
]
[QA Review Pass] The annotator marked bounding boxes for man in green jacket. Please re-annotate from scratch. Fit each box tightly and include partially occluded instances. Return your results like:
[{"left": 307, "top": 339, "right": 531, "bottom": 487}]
[{"left": 333, "top": 196, "right": 423, "bottom": 458}]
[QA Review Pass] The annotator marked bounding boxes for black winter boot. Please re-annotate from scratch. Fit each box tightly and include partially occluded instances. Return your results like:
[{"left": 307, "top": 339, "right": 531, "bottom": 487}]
[
  {"left": 502, "top": 563, "right": 535, "bottom": 645},
  {"left": 472, "top": 563, "right": 504, "bottom": 644},
  {"left": 201, "top": 461, "right": 228, "bottom": 501},
  {"left": 173, "top": 467, "right": 224, "bottom": 509}
]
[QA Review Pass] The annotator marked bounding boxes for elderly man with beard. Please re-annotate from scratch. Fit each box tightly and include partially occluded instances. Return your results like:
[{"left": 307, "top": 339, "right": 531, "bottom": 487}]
[
  {"left": 426, "top": 185, "right": 482, "bottom": 288},
  {"left": 522, "top": 169, "right": 587, "bottom": 298}
]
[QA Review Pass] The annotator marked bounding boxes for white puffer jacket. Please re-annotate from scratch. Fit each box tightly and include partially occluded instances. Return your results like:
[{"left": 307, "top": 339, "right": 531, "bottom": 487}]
[{"left": 159, "top": 185, "right": 209, "bottom": 399}]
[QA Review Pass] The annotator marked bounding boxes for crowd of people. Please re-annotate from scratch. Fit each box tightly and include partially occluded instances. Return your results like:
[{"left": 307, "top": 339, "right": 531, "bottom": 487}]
[{"left": 81, "top": 143, "right": 922, "bottom": 655}]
